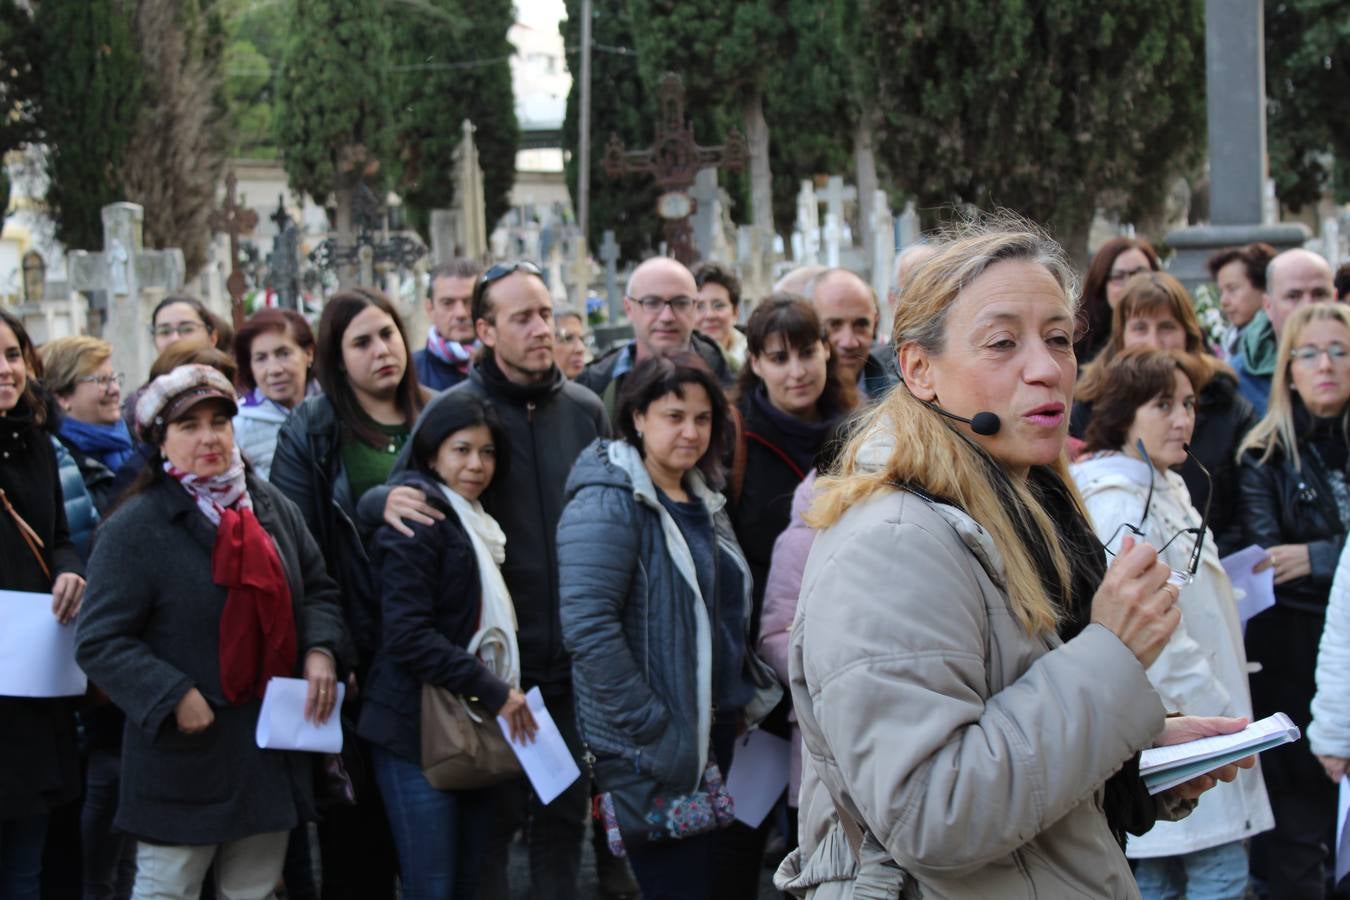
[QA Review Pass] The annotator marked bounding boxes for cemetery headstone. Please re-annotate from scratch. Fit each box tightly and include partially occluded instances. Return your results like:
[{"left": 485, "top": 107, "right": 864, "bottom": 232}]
[
  {"left": 208, "top": 169, "right": 260, "bottom": 329},
  {"left": 599, "top": 230, "right": 621, "bottom": 322},
  {"left": 68, "top": 202, "right": 185, "bottom": 381},
  {"left": 795, "top": 181, "right": 820, "bottom": 266}
]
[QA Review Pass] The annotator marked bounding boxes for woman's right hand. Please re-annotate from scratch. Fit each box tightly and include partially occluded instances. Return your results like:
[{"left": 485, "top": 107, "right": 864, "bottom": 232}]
[
  {"left": 174, "top": 687, "right": 214, "bottom": 734},
  {"left": 1090, "top": 535, "right": 1181, "bottom": 669},
  {"left": 499, "top": 688, "right": 539, "bottom": 745},
  {"left": 383, "top": 486, "right": 445, "bottom": 538}
]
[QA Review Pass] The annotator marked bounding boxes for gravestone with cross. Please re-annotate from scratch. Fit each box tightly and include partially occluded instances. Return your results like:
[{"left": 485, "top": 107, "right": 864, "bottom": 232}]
[
  {"left": 209, "top": 170, "right": 260, "bottom": 330},
  {"left": 599, "top": 230, "right": 621, "bottom": 322},
  {"left": 566, "top": 231, "right": 592, "bottom": 314},
  {"left": 870, "top": 190, "right": 895, "bottom": 323},
  {"left": 309, "top": 185, "right": 427, "bottom": 288},
  {"left": 68, "top": 202, "right": 185, "bottom": 381},
  {"left": 452, "top": 120, "right": 489, "bottom": 262},
  {"left": 603, "top": 73, "right": 747, "bottom": 265},
  {"left": 266, "top": 196, "right": 302, "bottom": 311},
  {"left": 795, "top": 181, "right": 820, "bottom": 266}
]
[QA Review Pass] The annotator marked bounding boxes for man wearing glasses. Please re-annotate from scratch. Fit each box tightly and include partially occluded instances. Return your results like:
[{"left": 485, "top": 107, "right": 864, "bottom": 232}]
[
  {"left": 575, "top": 257, "right": 733, "bottom": 418},
  {"left": 1235, "top": 248, "right": 1336, "bottom": 416}
]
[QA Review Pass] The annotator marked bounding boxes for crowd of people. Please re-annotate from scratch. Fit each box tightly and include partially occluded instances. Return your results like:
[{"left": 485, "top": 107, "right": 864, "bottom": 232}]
[{"left": 3, "top": 221, "right": 1350, "bottom": 900}]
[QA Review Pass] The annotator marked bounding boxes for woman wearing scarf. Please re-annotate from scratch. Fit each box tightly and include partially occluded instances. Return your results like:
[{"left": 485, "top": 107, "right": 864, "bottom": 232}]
[
  {"left": 75, "top": 365, "right": 350, "bottom": 900},
  {"left": 720, "top": 296, "right": 849, "bottom": 897},
  {"left": 40, "top": 336, "right": 134, "bottom": 518},
  {"left": 232, "top": 309, "right": 318, "bottom": 479},
  {"left": 359, "top": 392, "right": 536, "bottom": 899}
]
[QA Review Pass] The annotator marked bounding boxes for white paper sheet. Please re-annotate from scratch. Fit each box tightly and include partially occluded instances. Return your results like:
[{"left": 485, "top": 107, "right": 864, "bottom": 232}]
[
  {"left": 1338, "top": 778, "right": 1350, "bottom": 886},
  {"left": 725, "top": 729, "right": 791, "bottom": 828},
  {"left": 0, "top": 590, "right": 87, "bottom": 697},
  {"left": 498, "top": 687, "right": 580, "bottom": 805},
  {"left": 255, "top": 677, "right": 345, "bottom": 753},
  {"left": 1221, "top": 545, "right": 1276, "bottom": 634}
]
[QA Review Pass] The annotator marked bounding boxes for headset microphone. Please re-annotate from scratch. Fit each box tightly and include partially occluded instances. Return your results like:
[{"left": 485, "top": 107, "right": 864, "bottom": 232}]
[{"left": 929, "top": 403, "right": 1002, "bottom": 436}]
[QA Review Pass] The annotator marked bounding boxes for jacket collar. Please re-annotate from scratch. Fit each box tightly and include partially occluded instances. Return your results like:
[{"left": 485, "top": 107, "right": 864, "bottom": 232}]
[
  {"left": 472, "top": 350, "right": 564, "bottom": 406},
  {"left": 604, "top": 438, "right": 726, "bottom": 516}
]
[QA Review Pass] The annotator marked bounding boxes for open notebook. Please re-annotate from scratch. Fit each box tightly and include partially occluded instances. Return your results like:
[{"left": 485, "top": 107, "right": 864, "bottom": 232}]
[{"left": 1139, "top": 712, "right": 1299, "bottom": 795}]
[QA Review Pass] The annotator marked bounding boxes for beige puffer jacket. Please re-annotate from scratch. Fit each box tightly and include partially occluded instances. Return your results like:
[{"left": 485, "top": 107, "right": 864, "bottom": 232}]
[{"left": 775, "top": 486, "right": 1166, "bottom": 899}]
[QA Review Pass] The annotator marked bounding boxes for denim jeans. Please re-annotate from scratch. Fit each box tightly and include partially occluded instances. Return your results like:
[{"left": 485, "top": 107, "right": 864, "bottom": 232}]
[
  {"left": 0, "top": 814, "right": 48, "bottom": 900},
  {"left": 82, "top": 749, "right": 136, "bottom": 900},
  {"left": 477, "top": 687, "right": 589, "bottom": 900},
  {"left": 1134, "top": 840, "right": 1250, "bottom": 900},
  {"left": 370, "top": 745, "right": 491, "bottom": 900}
]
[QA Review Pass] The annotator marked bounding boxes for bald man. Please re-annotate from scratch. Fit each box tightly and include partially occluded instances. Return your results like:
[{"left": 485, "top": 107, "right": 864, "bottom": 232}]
[
  {"left": 1235, "top": 248, "right": 1336, "bottom": 415},
  {"left": 808, "top": 267, "right": 899, "bottom": 400},
  {"left": 576, "top": 256, "right": 732, "bottom": 417}
]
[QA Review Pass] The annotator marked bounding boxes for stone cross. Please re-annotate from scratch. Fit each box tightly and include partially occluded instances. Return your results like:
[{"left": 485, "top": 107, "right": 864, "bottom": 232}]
[
  {"left": 897, "top": 201, "right": 921, "bottom": 250},
  {"left": 691, "top": 168, "right": 721, "bottom": 262},
  {"left": 266, "top": 196, "right": 301, "bottom": 311},
  {"left": 599, "top": 229, "right": 621, "bottom": 322},
  {"left": 429, "top": 209, "right": 457, "bottom": 266},
  {"left": 545, "top": 240, "right": 567, "bottom": 305},
  {"left": 208, "top": 169, "right": 260, "bottom": 330},
  {"left": 737, "top": 225, "right": 774, "bottom": 310},
  {"left": 452, "top": 120, "right": 489, "bottom": 261},
  {"left": 795, "top": 181, "right": 820, "bottom": 266},
  {"left": 822, "top": 176, "right": 857, "bottom": 238},
  {"left": 823, "top": 214, "right": 842, "bottom": 268},
  {"left": 602, "top": 72, "right": 747, "bottom": 265},
  {"left": 68, "top": 202, "right": 185, "bottom": 381},
  {"left": 870, "top": 189, "right": 895, "bottom": 315}
]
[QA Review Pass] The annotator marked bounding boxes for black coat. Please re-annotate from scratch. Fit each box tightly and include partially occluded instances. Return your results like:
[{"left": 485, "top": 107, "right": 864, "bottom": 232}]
[
  {"left": 271, "top": 393, "right": 379, "bottom": 667},
  {"left": 1070, "top": 372, "right": 1257, "bottom": 556},
  {"left": 361, "top": 354, "right": 611, "bottom": 689},
  {"left": 75, "top": 474, "right": 350, "bottom": 844},
  {"left": 0, "top": 404, "right": 83, "bottom": 818},
  {"left": 1238, "top": 437, "right": 1347, "bottom": 617},
  {"left": 731, "top": 394, "right": 838, "bottom": 641},
  {"left": 357, "top": 472, "right": 510, "bottom": 763}
]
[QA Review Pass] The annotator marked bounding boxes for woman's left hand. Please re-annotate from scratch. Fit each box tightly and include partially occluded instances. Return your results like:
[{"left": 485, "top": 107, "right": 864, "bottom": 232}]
[
  {"left": 303, "top": 650, "right": 338, "bottom": 725},
  {"left": 1156, "top": 715, "right": 1256, "bottom": 802},
  {"left": 50, "top": 573, "right": 86, "bottom": 624}
]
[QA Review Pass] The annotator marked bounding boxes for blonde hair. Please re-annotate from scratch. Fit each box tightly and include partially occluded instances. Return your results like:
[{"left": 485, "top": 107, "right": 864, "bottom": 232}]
[
  {"left": 1238, "top": 302, "right": 1350, "bottom": 471},
  {"left": 808, "top": 215, "right": 1081, "bottom": 635},
  {"left": 1077, "top": 270, "right": 1232, "bottom": 403},
  {"left": 39, "top": 335, "right": 113, "bottom": 396}
]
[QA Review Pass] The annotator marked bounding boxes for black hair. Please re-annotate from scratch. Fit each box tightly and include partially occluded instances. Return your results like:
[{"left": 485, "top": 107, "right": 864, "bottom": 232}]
[
  {"left": 410, "top": 393, "right": 511, "bottom": 486},
  {"left": 734, "top": 293, "right": 847, "bottom": 415},
  {"left": 615, "top": 352, "right": 730, "bottom": 488},
  {"left": 693, "top": 260, "right": 742, "bottom": 309},
  {"left": 316, "top": 288, "right": 424, "bottom": 448}
]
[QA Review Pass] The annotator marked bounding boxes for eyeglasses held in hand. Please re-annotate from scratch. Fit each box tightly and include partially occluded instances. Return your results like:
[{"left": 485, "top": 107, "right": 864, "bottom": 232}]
[
  {"left": 75, "top": 372, "right": 125, "bottom": 393},
  {"left": 1099, "top": 438, "right": 1212, "bottom": 586},
  {"left": 627, "top": 294, "right": 696, "bottom": 314}
]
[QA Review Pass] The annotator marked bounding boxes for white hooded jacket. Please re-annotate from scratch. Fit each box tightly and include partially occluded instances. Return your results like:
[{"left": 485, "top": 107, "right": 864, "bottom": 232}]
[{"left": 1072, "top": 451, "right": 1274, "bottom": 858}]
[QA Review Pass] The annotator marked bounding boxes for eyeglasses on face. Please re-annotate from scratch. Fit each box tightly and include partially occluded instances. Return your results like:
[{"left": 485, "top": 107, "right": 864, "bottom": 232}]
[
  {"left": 1099, "top": 438, "right": 1213, "bottom": 586},
  {"left": 556, "top": 329, "right": 591, "bottom": 346},
  {"left": 1108, "top": 267, "right": 1151, "bottom": 285},
  {"left": 627, "top": 294, "right": 696, "bottom": 314},
  {"left": 695, "top": 299, "right": 732, "bottom": 313},
  {"left": 1290, "top": 343, "right": 1350, "bottom": 366},
  {"left": 151, "top": 322, "right": 206, "bottom": 339},
  {"left": 75, "top": 372, "right": 125, "bottom": 392}
]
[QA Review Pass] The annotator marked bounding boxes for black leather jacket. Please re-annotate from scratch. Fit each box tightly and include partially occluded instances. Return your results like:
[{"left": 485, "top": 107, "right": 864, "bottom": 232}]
[
  {"left": 270, "top": 393, "right": 381, "bottom": 666},
  {"left": 1238, "top": 403, "right": 1349, "bottom": 615}
]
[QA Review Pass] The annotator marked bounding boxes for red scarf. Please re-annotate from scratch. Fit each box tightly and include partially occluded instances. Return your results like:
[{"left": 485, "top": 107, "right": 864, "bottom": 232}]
[{"left": 212, "top": 505, "right": 298, "bottom": 704}]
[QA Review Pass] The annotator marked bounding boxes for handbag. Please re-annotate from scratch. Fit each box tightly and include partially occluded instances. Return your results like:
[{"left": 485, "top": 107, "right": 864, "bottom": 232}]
[
  {"left": 419, "top": 684, "right": 521, "bottom": 790},
  {"left": 596, "top": 756, "right": 736, "bottom": 858}
]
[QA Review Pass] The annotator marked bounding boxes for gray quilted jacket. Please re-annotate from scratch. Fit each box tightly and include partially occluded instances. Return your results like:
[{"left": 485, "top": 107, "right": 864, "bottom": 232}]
[{"left": 558, "top": 439, "right": 780, "bottom": 793}]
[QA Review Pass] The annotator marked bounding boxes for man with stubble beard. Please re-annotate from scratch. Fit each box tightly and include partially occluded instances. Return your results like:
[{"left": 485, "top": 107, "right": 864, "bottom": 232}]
[{"left": 362, "top": 262, "right": 609, "bottom": 900}]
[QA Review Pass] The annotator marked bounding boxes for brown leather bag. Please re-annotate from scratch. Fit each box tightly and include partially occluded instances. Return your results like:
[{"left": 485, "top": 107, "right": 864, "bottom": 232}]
[{"left": 419, "top": 685, "right": 521, "bottom": 790}]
